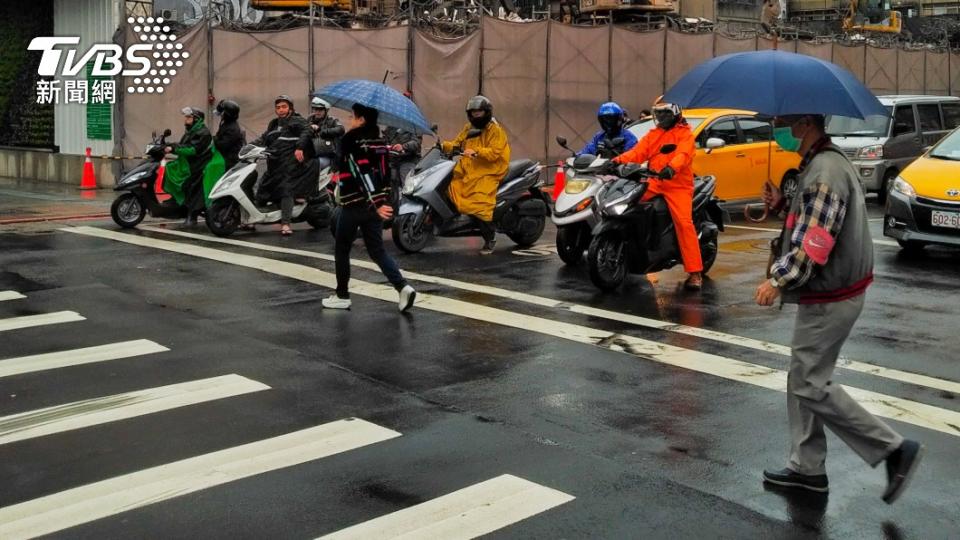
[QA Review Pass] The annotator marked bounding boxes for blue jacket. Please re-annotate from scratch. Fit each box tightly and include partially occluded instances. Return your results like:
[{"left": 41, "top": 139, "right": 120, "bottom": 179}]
[{"left": 579, "top": 129, "right": 638, "bottom": 157}]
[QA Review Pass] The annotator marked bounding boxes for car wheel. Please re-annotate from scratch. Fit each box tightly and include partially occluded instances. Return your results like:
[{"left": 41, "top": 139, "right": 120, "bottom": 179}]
[{"left": 780, "top": 172, "right": 799, "bottom": 201}]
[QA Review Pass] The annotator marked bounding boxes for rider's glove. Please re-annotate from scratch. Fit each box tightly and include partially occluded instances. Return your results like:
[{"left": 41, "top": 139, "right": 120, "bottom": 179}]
[{"left": 659, "top": 166, "right": 675, "bottom": 180}]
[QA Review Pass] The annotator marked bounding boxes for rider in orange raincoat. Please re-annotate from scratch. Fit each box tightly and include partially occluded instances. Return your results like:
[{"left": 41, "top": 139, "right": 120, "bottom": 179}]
[{"left": 613, "top": 102, "right": 704, "bottom": 290}]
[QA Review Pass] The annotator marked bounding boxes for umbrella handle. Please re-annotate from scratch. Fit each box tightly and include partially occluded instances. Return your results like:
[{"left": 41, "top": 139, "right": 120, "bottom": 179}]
[{"left": 744, "top": 202, "right": 769, "bottom": 223}]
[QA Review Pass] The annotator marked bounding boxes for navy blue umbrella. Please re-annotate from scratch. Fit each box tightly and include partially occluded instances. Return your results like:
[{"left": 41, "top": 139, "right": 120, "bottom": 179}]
[
  {"left": 312, "top": 79, "right": 433, "bottom": 136},
  {"left": 662, "top": 50, "right": 887, "bottom": 119}
]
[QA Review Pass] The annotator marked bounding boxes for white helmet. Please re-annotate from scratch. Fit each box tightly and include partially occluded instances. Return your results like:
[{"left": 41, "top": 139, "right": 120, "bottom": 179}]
[{"left": 311, "top": 97, "right": 330, "bottom": 110}]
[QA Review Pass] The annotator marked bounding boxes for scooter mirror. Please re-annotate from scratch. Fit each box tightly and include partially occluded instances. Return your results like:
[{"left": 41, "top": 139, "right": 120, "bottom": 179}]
[
  {"left": 556, "top": 136, "right": 568, "bottom": 147},
  {"left": 151, "top": 130, "right": 157, "bottom": 139},
  {"left": 431, "top": 124, "right": 439, "bottom": 133},
  {"left": 163, "top": 128, "right": 172, "bottom": 137},
  {"left": 660, "top": 144, "right": 677, "bottom": 154}
]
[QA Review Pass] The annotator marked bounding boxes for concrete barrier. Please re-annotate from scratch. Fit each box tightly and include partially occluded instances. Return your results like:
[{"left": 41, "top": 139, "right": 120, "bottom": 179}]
[{"left": 0, "top": 147, "right": 118, "bottom": 188}]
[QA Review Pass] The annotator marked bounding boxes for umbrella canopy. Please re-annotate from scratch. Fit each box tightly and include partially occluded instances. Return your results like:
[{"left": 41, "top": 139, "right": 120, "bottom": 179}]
[
  {"left": 662, "top": 50, "right": 887, "bottom": 119},
  {"left": 312, "top": 79, "right": 433, "bottom": 136}
]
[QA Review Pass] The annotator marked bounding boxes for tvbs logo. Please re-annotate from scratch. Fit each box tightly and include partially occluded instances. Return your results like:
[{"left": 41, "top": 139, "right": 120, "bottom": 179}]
[{"left": 30, "top": 16, "right": 189, "bottom": 99}]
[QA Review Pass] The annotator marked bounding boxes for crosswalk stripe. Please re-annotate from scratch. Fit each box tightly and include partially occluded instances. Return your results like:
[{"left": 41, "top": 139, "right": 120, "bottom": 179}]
[
  {"left": 0, "top": 311, "right": 84, "bottom": 333},
  {"left": 137, "top": 225, "right": 960, "bottom": 396},
  {"left": 0, "top": 374, "right": 269, "bottom": 446},
  {"left": 318, "top": 474, "right": 574, "bottom": 540},
  {"left": 0, "top": 419, "right": 401, "bottom": 539},
  {"left": 0, "top": 291, "right": 26, "bottom": 302},
  {"left": 64, "top": 226, "right": 960, "bottom": 438},
  {"left": 0, "top": 340, "right": 169, "bottom": 379}
]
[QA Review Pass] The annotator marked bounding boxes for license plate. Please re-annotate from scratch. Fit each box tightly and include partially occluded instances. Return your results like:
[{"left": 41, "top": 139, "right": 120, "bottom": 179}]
[{"left": 931, "top": 210, "right": 960, "bottom": 229}]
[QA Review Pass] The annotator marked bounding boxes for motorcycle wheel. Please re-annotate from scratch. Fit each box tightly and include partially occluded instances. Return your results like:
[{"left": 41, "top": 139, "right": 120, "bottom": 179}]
[
  {"left": 506, "top": 214, "right": 546, "bottom": 248},
  {"left": 206, "top": 198, "right": 240, "bottom": 237},
  {"left": 588, "top": 233, "right": 626, "bottom": 291},
  {"left": 556, "top": 224, "right": 587, "bottom": 265},
  {"left": 700, "top": 236, "right": 719, "bottom": 274},
  {"left": 392, "top": 213, "right": 429, "bottom": 253},
  {"left": 111, "top": 193, "right": 145, "bottom": 228}
]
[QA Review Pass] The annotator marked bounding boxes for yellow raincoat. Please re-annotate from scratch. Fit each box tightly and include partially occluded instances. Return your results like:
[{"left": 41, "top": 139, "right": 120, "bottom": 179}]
[{"left": 441, "top": 120, "right": 511, "bottom": 222}]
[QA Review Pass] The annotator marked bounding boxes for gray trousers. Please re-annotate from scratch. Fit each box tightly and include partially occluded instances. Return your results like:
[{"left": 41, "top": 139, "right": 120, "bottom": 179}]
[{"left": 788, "top": 294, "right": 903, "bottom": 475}]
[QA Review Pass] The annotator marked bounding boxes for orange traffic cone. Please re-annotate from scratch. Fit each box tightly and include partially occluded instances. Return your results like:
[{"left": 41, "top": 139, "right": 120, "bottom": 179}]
[
  {"left": 80, "top": 147, "right": 97, "bottom": 190},
  {"left": 551, "top": 161, "right": 565, "bottom": 201}
]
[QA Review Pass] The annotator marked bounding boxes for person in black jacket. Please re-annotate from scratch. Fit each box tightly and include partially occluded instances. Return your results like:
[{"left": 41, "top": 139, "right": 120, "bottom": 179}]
[
  {"left": 165, "top": 106, "right": 213, "bottom": 225},
  {"left": 252, "top": 95, "right": 318, "bottom": 236},
  {"left": 382, "top": 93, "right": 422, "bottom": 209},
  {"left": 296, "top": 97, "right": 344, "bottom": 172},
  {"left": 214, "top": 99, "right": 244, "bottom": 171},
  {"left": 322, "top": 103, "right": 416, "bottom": 312}
]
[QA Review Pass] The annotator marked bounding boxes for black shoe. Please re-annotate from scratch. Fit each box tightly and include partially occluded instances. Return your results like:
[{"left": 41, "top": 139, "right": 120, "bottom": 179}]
[
  {"left": 882, "top": 439, "right": 924, "bottom": 504},
  {"left": 480, "top": 239, "right": 496, "bottom": 255},
  {"left": 763, "top": 468, "right": 829, "bottom": 493}
]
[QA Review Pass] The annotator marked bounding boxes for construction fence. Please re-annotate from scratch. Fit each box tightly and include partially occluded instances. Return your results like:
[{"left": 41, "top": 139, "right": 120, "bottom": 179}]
[{"left": 119, "top": 19, "right": 960, "bottom": 166}]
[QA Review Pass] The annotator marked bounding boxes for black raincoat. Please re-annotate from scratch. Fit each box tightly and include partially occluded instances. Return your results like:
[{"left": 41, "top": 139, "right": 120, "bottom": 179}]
[{"left": 253, "top": 112, "right": 318, "bottom": 204}]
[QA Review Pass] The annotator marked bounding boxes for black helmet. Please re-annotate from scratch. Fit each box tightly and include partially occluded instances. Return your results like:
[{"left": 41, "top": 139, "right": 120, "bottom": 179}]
[
  {"left": 180, "top": 106, "right": 204, "bottom": 121},
  {"left": 466, "top": 95, "right": 493, "bottom": 129},
  {"left": 275, "top": 94, "right": 294, "bottom": 109},
  {"left": 216, "top": 99, "right": 240, "bottom": 121}
]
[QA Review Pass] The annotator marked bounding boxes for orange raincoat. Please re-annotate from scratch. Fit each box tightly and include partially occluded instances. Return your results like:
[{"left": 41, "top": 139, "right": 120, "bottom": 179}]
[
  {"left": 614, "top": 121, "right": 704, "bottom": 273},
  {"left": 441, "top": 120, "right": 511, "bottom": 222}
]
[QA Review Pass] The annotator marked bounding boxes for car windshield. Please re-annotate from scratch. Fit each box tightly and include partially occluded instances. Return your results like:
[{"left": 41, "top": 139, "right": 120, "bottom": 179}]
[
  {"left": 628, "top": 117, "right": 705, "bottom": 140},
  {"left": 928, "top": 128, "right": 960, "bottom": 160},
  {"left": 825, "top": 109, "right": 892, "bottom": 137}
]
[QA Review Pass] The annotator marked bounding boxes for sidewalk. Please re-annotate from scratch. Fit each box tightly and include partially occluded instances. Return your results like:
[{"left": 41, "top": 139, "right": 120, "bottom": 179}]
[{"left": 0, "top": 176, "right": 112, "bottom": 226}]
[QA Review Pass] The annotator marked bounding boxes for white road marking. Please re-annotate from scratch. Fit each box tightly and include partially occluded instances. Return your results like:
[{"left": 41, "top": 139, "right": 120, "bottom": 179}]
[
  {"left": 137, "top": 225, "right": 960, "bottom": 396},
  {"left": 64, "top": 226, "right": 960, "bottom": 437},
  {"left": 0, "top": 311, "right": 84, "bottom": 333},
  {"left": 0, "top": 374, "right": 269, "bottom": 446},
  {"left": 726, "top": 224, "right": 901, "bottom": 247},
  {"left": 318, "top": 474, "right": 575, "bottom": 540},
  {"left": 0, "top": 291, "right": 26, "bottom": 302},
  {"left": 0, "top": 419, "right": 401, "bottom": 539},
  {"left": 0, "top": 340, "right": 169, "bottom": 379}
]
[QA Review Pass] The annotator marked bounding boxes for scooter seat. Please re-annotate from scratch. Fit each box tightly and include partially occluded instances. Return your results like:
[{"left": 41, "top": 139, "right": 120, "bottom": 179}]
[{"left": 502, "top": 159, "right": 535, "bottom": 183}]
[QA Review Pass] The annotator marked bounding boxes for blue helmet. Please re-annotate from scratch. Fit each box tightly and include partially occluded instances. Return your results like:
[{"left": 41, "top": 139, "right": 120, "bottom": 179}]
[{"left": 598, "top": 102, "right": 625, "bottom": 134}]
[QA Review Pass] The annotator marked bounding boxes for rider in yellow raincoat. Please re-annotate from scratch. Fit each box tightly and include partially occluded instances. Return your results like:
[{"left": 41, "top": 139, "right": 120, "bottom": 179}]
[{"left": 441, "top": 95, "right": 510, "bottom": 254}]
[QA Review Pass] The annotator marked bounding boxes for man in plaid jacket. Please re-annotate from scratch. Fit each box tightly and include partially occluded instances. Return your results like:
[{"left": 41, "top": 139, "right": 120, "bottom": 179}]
[{"left": 755, "top": 114, "right": 923, "bottom": 504}]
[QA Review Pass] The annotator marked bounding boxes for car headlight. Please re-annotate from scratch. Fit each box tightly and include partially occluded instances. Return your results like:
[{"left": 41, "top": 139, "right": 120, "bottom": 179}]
[
  {"left": 857, "top": 144, "right": 883, "bottom": 159},
  {"left": 892, "top": 176, "right": 916, "bottom": 198},
  {"left": 564, "top": 179, "right": 592, "bottom": 194}
]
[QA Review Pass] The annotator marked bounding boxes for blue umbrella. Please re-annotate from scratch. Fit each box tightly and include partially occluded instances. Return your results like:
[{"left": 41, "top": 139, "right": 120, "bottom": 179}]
[
  {"left": 312, "top": 79, "right": 433, "bottom": 136},
  {"left": 663, "top": 50, "right": 887, "bottom": 119}
]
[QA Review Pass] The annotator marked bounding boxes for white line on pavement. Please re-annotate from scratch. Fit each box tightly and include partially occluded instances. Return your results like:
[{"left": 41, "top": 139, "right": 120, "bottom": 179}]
[
  {"left": 318, "top": 474, "right": 575, "bottom": 540},
  {"left": 0, "top": 311, "right": 84, "bottom": 333},
  {"left": 0, "top": 340, "right": 169, "bottom": 379},
  {"left": 137, "top": 225, "right": 960, "bottom": 396},
  {"left": 0, "top": 291, "right": 26, "bottom": 302},
  {"left": 64, "top": 226, "right": 960, "bottom": 437},
  {"left": 0, "top": 374, "right": 269, "bottom": 446},
  {"left": 0, "top": 419, "right": 401, "bottom": 539}
]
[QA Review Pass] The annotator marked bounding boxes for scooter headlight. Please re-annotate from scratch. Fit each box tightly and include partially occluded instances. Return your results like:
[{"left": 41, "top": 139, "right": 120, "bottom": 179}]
[
  {"left": 403, "top": 164, "right": 443, "bottom": 195},
  {"left": 564, "top": 179, "right": 592, "bottom": 194},
  {"left": 210, "top": 174, "right": 240, "bottom": 197},
  {"left": 118, "top": 170, "right": 149, "bottom": 186},
  {"left": 611, "top": 202, "right": 629, "bottom": 215}
]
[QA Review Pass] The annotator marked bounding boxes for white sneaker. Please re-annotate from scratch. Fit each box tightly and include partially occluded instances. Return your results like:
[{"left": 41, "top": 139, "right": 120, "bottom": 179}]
[
  {"left": 398, "top": 285, "right": 416, "bottom": 312},
  {"left": 322, "top": 294, "right": 351, "bottom": 309}
]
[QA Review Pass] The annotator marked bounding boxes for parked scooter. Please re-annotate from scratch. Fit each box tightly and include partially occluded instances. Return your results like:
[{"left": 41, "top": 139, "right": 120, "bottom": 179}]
[
  {"left": 392, "top": 129, "right": 549, "bottom": 253},
  {"left": 586, "top": 145, "right": 724, "bottom": 291},
  {"left": 551, "top": 135, "right": 626, "bottom": 265},
  {"left": 204, "top": 142, "right": 334, "bottom": 237},
  {"left": 111, "top": 129, "right": 188, "bottom": 228}
]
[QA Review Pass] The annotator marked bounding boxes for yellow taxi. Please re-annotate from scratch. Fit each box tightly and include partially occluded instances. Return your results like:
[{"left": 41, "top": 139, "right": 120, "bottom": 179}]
[
  {"left": 627, "top": 108, "right": 802, "bottom": 202},
  {"left": 884, "top": 125, "right": 960, "bottom": 253}
]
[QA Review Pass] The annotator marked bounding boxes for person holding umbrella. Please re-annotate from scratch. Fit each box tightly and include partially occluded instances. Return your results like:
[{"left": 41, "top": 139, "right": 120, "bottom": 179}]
[
  {"left": 321, "top": 103, "right": 417, "bottom": 313},
  {"left": 664, "top": 50, "right": 923, "bottom": 502}
]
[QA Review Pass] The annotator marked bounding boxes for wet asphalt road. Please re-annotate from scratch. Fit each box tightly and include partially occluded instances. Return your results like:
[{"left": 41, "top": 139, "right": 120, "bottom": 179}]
[{"left": 0, "top": 200, "right": 958, "bottom": 539}]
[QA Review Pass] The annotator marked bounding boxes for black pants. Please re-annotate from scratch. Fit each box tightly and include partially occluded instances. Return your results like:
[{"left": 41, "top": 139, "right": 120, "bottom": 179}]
[
  {"left": 335, "top": 205, "right": 407, "bottom": 298},
  {"left": 478, "top": 218, "right": 496, "bottom": 242}
]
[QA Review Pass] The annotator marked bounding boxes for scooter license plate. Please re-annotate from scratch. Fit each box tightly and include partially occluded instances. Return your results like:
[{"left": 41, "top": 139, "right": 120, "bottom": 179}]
[{"left": 931, "top": 210, "right": 960, "bottom": 229}]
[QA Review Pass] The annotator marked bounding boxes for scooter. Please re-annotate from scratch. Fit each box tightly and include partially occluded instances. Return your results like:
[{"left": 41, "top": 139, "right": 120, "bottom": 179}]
[
  {"left": 111, "top": 128, "right": 190, "bottom": 228},
  {"left": 551, "top": 135, "right": 625, "bottom": 265},
  {"left": 586, "top": 146, "right": 724, "bottom": 291},
  {"left": 392, "top": 129, "right": 550, "bottom": 253},
  {"left": 204, "top": 142, "right": 334, "bottom": 237}
]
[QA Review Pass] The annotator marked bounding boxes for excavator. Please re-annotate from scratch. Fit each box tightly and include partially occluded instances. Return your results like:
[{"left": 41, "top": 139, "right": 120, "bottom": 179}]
[{"left": 842, "top": 0, "right": 902, "bottom": 35}]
